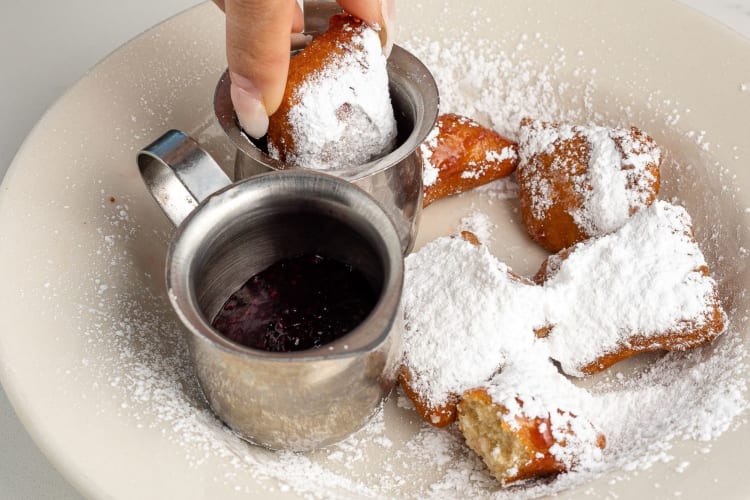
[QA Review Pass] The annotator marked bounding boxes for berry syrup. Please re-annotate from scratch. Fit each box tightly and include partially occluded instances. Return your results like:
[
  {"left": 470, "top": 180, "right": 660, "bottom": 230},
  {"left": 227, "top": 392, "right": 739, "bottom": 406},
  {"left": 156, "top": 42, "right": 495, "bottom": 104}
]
[{"left": 211, "top": 254, "right": 377, "bottom": 352}]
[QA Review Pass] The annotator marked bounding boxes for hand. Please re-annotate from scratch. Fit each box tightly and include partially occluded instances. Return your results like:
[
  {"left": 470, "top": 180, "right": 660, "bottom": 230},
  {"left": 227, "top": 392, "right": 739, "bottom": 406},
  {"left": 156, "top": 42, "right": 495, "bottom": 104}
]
[{"left": 214, "top": 0, "right": 394, "bottom": 139}]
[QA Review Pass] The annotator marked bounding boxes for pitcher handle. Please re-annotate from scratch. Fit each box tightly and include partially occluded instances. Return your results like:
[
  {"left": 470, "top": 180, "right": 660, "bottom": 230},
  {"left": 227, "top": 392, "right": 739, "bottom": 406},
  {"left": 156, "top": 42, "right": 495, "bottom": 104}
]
[{"left": 137, "top": 130, "right": 232, "bottom": 227}]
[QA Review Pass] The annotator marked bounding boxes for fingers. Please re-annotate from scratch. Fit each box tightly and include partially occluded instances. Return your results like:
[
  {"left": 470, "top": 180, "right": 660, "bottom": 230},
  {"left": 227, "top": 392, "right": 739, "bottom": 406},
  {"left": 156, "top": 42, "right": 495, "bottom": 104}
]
[
  {"left": 338, "top": 0, "right": 395, "bottom": 56},
  {"left": 225, "top": 0, "right": 298, "bottom": 138},
  {"left": 219, "top": 1, "right": 302, "bottom": 32},
  {"left": 337, "top": 0, "right": 379, "bottom": 24},
  {"left": 225, "top": 0, "right": 394, "bottom": 139}
]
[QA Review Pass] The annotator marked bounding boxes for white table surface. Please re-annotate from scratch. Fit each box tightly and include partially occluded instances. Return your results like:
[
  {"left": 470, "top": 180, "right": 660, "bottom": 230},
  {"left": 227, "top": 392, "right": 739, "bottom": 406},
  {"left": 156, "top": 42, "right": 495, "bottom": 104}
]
[{"left": 1, "top": 1, "right": 749, "bottom": 498}]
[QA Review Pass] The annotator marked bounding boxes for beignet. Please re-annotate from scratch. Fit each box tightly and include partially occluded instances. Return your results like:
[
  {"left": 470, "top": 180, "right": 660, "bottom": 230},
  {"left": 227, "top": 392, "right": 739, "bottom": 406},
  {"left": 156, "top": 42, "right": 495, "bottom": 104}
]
[
  {"left": 420, "top": 113, "right": 518, "bottom": 206},
  {"left": 267, "top": 15, "right": 397, "bottom": 170},
  {"left": 517, "top": 118, "right": 661, "bottom": 252}
]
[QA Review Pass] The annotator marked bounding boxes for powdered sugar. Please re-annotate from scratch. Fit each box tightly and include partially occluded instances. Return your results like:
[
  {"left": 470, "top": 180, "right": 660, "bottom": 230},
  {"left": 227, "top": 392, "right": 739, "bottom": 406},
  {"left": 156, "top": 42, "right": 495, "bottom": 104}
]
[
  {"left": 458, "top": 211, "right": 496, "bottom": 244},
  {"left": 543, "top": 201, "right": 724, "bottom": 375},
  {"left": 420, "top": 125, "right": 441, "bottom": 187},
  {"left": 402, "top": 237, "right": 546, "bottom": 407},
  {"left": 402, "top": 200, "right": 742, "bottom": 487},
  {"left": 402, "top": 37, "right": 599, "bottom": 142},
  {"left": 404, "top": 201, "right": 724, "bottom": 397},
  {"left": 475, "top": 175, "right": 521, "bottom": 200},
  {"left": 268, "top": 21, "right": 397, "bottom": 170},
  {"left": 484, "top": 146, "right": 517, "bottom": 164},
  {"left": 461, "top": 146, "right": 517, "bottom": 180}
]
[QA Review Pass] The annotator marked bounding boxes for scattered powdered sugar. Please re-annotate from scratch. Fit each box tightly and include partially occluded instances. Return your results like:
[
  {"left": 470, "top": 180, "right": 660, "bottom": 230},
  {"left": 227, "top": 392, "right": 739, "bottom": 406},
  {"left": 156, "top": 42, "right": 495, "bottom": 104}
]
[
  {"left": 458, "top": 211, "right": 496, "bottom": 245},
  {"left": 483, "top": 146, "right": 517, "bottom": 165},
  {"left": 72, "top": 29, "right": 748, "bottom": 500},
  {"left": 475, "top": 175, "right": 520, "bottom": 200},
  {"left": 461, "top": 145, "right": 517, "bottom": 180},
  {"left": 402, "top": 36, "right": 600, "bottom": 142},
  {"left": 268, "top": 21, "right": 397, "bottom": 170}
]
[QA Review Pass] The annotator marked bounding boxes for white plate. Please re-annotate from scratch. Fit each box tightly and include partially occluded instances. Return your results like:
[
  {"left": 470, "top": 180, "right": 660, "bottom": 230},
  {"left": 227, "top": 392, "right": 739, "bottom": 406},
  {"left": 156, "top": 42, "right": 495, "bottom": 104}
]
[{"left": 1, "top": 1, "right": 749, "bottom": 498}]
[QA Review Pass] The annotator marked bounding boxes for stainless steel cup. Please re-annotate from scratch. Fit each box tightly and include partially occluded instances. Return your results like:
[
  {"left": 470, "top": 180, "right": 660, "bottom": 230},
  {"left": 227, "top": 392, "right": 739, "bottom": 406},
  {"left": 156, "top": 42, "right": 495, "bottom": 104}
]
[
  {"left": 214, "top": 45, "right": 439, "bottom": 254},
  {"left": 137, "top": 130, "right": 404, "bottom": 450}
]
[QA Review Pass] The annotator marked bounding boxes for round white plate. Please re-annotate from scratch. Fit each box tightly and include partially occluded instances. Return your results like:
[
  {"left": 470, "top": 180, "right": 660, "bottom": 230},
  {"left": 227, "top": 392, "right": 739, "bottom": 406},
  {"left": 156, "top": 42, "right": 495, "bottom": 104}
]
[{"left": 1, "top": 1, "right": 748, "bottom": 498}]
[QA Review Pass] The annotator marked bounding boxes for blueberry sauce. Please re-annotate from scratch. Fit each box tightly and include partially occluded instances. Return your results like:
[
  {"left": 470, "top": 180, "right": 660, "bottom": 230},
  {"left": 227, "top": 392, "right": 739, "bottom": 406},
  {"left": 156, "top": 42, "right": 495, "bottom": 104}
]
[{"left": 211, "top": 254, "right": 377, "bottom": 352}]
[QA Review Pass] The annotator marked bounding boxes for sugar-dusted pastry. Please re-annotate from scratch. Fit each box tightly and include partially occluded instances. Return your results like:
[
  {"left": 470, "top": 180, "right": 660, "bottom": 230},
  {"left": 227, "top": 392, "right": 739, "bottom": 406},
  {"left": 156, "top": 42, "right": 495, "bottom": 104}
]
[
  {"left": 401, "top": 201, "right": 726, "bottom": 406},
  {"left": 536, "top": 200, "right": 727, "bottom": 376},
  {"left": 402, "top": 233, "right": 605, "bottom": 482},
  {"left": 517, "top": 118, "right": 661, "bottom": 252},
  {"left": 399, "top": 235, "right": 546, "bottom": 427},
  {"left": 400, "top": 203, "right": 726, "bottom": 485},
  {"left": 267, "top": 14, "right": 397, "bottom": 170},
  {"left": 458, "top": 384, "right": 605, "bottom": 485},
  {"left": 420, "top": 114, "right": 518, "bottom": 206}
]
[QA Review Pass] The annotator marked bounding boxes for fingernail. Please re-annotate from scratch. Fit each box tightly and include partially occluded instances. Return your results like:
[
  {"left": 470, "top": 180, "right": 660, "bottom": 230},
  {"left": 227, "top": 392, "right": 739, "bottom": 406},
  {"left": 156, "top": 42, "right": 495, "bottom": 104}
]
[
  {"left": 229, "top": 72, "right": 269, "bottom": 139},
  {"left": 378, "top": 0, "right": 394, "bottom": 57}
]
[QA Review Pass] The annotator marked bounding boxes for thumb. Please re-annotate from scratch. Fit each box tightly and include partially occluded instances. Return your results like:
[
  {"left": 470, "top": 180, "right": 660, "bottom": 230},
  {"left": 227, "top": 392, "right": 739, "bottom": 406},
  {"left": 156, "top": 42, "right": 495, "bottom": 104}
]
[
  {"left": 338, "top": 0, "right": 395, "bottom": 56},
  {"left": 225, "top": 0, "right": 299, "bottom": 138}
]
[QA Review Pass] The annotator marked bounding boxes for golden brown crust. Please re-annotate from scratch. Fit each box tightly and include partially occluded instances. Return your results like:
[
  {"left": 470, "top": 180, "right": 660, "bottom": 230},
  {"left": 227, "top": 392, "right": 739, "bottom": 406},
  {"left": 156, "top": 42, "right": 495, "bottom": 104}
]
[
  {"left": 535, "top": 248, "right": 726, "bottom": 375},
  {"left": 576, "top": 285, "right": 725, "bottom": 374},
  {"left": 267, "top": 14, "right": 366, "bottom": 163},
  {"left": 518, "top": 123, "right": 588, "bottom": 252},
  {"left": 398, "top": 366, "right": 459, "bottom": 428},
  {"left": 517, "top": 118, "right": 661, "bottom": 252},
  {"left": 459, "top": 230, "right": 481, "bottom": 247},
  {"left": 422, "top": 114, "right": 518, "bottom": 206},
  {"left": 398, "top": 230, "right": 466, "bottom": 428}
]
